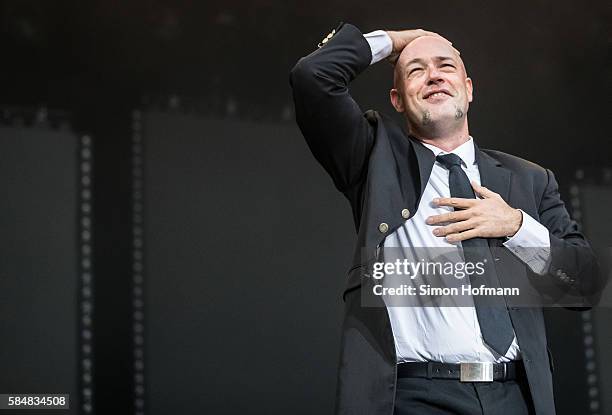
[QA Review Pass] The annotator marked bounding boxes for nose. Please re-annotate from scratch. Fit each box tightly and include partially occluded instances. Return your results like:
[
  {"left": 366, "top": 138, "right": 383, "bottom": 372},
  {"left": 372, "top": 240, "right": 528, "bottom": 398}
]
[{"left": 426, "top": 65, "right": 444, "bottom": 85}]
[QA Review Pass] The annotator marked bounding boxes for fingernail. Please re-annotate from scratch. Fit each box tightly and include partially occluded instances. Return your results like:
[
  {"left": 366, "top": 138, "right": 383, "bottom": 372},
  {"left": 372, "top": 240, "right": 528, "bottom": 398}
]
[{"left": 433, "top": 229, "right": 440, "bottom": 236}]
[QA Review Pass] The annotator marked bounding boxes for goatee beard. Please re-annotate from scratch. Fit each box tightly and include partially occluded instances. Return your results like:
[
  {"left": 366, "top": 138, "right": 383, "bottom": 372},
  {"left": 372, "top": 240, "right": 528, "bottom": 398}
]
[{"left": 421, "top": 107, "right": 465, "bottom": 125}]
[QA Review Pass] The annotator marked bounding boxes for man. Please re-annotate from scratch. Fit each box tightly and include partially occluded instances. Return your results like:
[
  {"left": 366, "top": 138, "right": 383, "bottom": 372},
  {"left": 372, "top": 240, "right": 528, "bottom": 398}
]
[{"left": 289, "top": 22, "right": 599, "bottom": 415}]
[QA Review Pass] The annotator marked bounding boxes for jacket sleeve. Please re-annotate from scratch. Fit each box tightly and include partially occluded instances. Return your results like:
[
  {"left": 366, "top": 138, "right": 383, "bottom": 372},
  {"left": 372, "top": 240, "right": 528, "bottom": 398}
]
[
  {"left": 289, "top": 22, "right": 376, "bottom": 192},
  {"left": 538, "top": 169, "right": 604, "bottom": 302}
]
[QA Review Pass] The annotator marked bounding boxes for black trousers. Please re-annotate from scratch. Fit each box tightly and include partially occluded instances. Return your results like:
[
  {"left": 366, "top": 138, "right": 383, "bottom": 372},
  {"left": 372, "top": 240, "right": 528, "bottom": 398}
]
[{"left": 394, "top": 376, "right": 536, "bottom": 415}]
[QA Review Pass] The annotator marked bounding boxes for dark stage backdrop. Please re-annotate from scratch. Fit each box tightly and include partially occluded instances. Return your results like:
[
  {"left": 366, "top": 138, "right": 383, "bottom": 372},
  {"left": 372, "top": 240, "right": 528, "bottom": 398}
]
[
  {"left": 580, "top": 183, "right": 612, "bottom": 414},
  {"left": 142, "top": 112, "right": 354, "bottom": 414},
  {"left": 0, "top": 1, "right": 609, "bottom": 414},
  {"left": 141, "top": 112, "right": 610, "bottom": 414},
  {"left": 0, "top": 126, "right": 80, "bottom": 414}
]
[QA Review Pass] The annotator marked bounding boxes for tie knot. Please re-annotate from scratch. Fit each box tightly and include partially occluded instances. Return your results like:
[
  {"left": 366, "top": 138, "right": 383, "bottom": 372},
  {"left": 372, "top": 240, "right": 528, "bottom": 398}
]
[{"left": 436, "top": 153, "right": 464, "bottom": 169}]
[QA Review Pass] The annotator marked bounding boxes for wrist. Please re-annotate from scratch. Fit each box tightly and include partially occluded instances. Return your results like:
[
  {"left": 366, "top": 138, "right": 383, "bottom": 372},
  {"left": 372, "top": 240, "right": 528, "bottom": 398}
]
[
  {"left": 385, "top": 31, "right": 399, "bottom": 52},
  {"left": 508, "top": 209, "right": 523, "bottom": 237}
]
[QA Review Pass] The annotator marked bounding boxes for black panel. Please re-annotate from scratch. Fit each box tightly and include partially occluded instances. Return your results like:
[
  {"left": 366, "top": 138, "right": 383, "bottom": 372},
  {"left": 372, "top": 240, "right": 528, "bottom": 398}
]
[
  {"left": 581, "top": 183, "right": 612, "bottom": 414},
  {"left": 143, "top": 113, "right": 354, "bottom": 414},
  {"left": 0, "top": 126, "right": 79, "bottom": 414}
]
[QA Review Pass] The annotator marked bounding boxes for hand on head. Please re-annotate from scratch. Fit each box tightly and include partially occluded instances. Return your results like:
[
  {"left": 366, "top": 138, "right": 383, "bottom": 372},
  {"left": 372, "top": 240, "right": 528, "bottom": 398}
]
[{"left": 385, "top": 29, "right": 459, "bottom": 66}]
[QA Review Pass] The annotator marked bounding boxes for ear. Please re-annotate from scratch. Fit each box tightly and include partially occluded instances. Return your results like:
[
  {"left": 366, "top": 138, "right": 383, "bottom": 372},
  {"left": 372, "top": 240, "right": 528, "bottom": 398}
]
[
  {"left": 390, "top": 88, "right": 405, "bottom": 113},
  {"left": 465, "top": 77, "right": 473, "bottom": 103}
]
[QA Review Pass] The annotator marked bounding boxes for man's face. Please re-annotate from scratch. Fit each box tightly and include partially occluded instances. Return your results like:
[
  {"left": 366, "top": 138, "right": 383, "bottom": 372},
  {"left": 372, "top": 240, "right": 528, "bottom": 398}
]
[{"left": 390, "top": 36, "right": 473, "bottom": 132}]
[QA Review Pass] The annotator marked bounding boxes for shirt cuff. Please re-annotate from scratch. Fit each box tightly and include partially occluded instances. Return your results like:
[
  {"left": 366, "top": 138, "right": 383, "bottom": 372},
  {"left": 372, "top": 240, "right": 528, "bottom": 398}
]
[
  {"left": 503, "top": 210, "right": 551, "bottom": 275},
  {"left": 363, "top": 30, "right": 393, "bottom": 65}
]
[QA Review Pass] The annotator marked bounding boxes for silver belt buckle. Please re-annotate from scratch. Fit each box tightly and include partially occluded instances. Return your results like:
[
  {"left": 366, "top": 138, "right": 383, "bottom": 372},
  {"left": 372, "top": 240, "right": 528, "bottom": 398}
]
[{"left": 460, "top": 362, "right": 494, "bottom": 382}]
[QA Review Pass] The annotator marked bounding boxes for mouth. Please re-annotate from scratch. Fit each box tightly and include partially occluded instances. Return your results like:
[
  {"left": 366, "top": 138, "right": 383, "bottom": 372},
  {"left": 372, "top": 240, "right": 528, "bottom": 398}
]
[{"left": 423, "top": 89, "right": 453, "bottom": 102}]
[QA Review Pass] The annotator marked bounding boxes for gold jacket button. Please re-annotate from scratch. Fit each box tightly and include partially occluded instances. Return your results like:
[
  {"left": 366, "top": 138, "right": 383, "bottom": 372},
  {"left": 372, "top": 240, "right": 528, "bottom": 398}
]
[
  {"left": 318, "top": 29, "right": 336, "bottom": 48},
  {"left": 378, "top": 222, "right": 389, "bottom": 233},
  {"left": 401, "top": 209, "right": 410, "bottom": 219}
]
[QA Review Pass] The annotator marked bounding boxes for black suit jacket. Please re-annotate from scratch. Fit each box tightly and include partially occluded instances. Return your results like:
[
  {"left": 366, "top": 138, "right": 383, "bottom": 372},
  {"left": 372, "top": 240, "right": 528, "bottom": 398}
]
[{"left": 289, "top": 22, "right": 600, "bottom": 415}]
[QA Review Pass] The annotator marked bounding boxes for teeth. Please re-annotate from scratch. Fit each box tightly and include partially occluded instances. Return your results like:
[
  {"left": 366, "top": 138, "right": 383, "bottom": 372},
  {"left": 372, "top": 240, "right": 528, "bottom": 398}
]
[{"left": 427, "top": 92, "right": 447, "bottom": 98}]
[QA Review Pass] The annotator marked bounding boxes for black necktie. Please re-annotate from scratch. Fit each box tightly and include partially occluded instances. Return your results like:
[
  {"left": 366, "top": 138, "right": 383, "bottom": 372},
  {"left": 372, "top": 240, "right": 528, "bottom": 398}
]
[{"left": 436, "top": 153, "right": 514, "bottom": 356}]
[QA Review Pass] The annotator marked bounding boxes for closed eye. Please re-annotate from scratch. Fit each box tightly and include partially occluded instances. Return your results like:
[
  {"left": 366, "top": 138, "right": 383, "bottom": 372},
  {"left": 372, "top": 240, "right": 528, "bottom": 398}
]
[{"left": 408, "top": 67, "right": 423, "bottom": 75}]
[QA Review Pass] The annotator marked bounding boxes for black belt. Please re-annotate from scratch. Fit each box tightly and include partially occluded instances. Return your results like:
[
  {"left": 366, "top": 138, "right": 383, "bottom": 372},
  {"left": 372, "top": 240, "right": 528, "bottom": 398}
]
[{"left": 397, "top": 361, "right": 525, "bottom": 382}]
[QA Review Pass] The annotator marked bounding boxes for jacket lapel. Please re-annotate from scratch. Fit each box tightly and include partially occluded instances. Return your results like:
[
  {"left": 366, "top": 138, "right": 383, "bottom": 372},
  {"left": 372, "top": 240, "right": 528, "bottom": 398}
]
[
  {"left": 408, "top": 135, "right": 436, "bottom": 199},
  {"left": 475, "top": 144, "right": 512, "bottom": 203}
]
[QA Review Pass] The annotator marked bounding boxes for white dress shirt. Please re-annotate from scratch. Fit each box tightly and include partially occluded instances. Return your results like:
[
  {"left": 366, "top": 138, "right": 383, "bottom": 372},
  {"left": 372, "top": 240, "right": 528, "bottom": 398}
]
[{"left": 363, "top": 31, "right": 551, "bottom": 363}]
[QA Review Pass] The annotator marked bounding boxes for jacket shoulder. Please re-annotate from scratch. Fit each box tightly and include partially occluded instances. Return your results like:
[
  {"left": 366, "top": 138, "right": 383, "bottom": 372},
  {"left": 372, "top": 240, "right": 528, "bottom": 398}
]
[
  {"left": 481, "top": 148, "right": 548, "bottom": 177},
  {"left": 480, "top": 149, "right": 553, "bottom": 205}
]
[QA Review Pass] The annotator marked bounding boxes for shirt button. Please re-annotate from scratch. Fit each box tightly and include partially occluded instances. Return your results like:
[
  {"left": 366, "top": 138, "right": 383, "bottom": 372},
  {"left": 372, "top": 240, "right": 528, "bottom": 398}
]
[
  {"left": 378, "top": 222, "right": 389, "bottom": 233},
  {"left": 401, "top": 209, "right": 410, "bottom": 219}
]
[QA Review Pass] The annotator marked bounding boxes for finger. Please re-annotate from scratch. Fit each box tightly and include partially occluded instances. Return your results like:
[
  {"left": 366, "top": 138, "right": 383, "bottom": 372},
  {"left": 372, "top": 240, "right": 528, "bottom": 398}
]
[
  {"left": 432, "top": 218, "right": 476, "bottom": 237},
  {"left": 433, "top": 197, "right": 477, "bottom": 209},
  {"left": 426, "top": 209, "right": 471, "bottom": 225},
  {"left": 446, "top": 228, "right": 480, "bottom": 242},
  {"left": 421, "top": 31, "right": 453, "bottom": 45},
  {"left": 420, "top": 30, "right": 442, "bottom": 38},
  {"left": 471, "top": 181, "right": 497, "bottom": 199},
  {"left": 418, "top": 30, "right": 444, "bottom": 38}
]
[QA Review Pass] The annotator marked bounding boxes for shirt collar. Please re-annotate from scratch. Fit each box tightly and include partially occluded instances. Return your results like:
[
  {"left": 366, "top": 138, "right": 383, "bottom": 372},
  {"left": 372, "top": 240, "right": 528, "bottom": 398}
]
[{"left": 421, "top": 136, "right": 476, "bottom": 167}]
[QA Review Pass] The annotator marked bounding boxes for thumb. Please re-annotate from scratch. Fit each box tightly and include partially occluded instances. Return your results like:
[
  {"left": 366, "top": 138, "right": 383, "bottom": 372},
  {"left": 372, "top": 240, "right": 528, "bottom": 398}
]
[{"left": 471, "top": 181, "right": 496, "bottom": 198}]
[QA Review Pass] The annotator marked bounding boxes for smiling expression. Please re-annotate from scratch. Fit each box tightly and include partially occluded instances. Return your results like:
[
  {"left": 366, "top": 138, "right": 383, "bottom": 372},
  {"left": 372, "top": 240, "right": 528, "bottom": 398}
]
[{"left": 390, "top": 36, "right": 473, "bottom": 134}]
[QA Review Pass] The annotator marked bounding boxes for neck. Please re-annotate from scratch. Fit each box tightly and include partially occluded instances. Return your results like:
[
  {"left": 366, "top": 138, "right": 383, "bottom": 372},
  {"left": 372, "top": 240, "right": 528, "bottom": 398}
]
[{"left": 408, "top": 120, "right": 470, "bottom": 152}]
